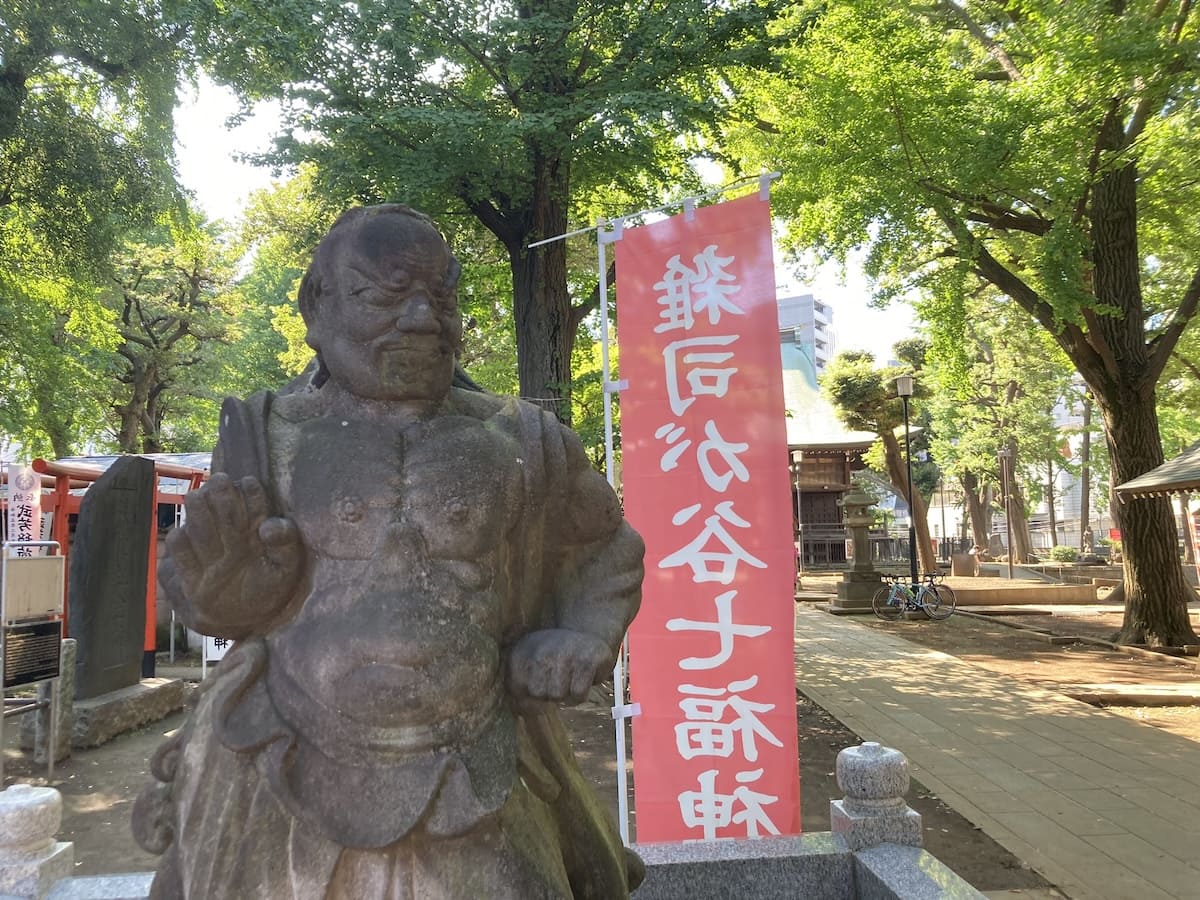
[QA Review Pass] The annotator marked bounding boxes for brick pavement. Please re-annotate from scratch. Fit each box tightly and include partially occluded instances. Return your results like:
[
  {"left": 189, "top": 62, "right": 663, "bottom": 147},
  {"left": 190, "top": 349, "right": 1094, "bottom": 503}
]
[{"left": 793, "top": 606, "right": 1200, "bottom": 900}]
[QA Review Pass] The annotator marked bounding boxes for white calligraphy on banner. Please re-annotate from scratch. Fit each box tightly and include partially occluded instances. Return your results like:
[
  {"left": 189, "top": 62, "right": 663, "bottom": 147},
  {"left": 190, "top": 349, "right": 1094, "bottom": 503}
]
[
  {"left": 654, "top": 246, "right": 743, "bottom": 333},
  {"left": 621, "top": 193, "right": 798, "bottom": 842}
]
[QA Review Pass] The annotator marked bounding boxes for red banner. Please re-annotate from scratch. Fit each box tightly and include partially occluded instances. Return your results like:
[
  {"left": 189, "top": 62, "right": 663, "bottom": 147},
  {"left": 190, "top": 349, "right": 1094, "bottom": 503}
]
[{"left": 617, "top": 193, "right": 800, "bottom": 843}]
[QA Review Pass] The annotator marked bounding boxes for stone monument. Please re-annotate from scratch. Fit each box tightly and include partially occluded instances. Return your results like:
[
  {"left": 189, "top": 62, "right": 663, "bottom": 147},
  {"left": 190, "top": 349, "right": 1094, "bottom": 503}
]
[
  {"left": 132, "top": 205, "right": 646, "bottom": 899},
  {"left": 69, "top": 456, "right": 156, "bottom": 695}
]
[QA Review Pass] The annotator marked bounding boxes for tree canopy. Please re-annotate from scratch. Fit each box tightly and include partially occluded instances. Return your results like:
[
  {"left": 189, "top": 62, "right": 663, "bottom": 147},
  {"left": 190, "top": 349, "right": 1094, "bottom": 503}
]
[
  {"left": 0, "top": 0, "right": 190, "bottom": 271},
  {"left": 733, "top": 0, "right": 1200, "bottom": 645},
  {"left": 192, "top": 0, "right": 787, "bottom": 420}
]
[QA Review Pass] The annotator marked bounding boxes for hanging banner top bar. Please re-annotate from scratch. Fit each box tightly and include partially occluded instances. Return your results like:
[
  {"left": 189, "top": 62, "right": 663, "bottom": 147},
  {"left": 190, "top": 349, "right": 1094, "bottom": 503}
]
[{"left": 527, "top": 173, "right": 781, "bottom": 249}]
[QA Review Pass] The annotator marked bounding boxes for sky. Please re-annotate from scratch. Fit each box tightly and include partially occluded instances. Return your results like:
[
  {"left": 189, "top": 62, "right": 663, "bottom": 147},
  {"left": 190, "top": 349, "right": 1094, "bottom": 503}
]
[{"left": 174, "top": 78, "right": 918, "bottom": 364}]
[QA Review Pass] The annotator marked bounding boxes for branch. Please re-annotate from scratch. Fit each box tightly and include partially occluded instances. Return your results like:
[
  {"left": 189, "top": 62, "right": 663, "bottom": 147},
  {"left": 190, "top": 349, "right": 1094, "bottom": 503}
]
[
  {"left": 1170, "top": 348, "right": 1200, "bottom": 381},
  {"left": 46, "top": 45, "right": 129, "bottom": 80},
  {"left": 1124, "top": 0, "right": 1194, "bottom": 147},
  {"left": 1073, "top": 100, "right": 1122, "bottom": 224},
  {"left": 569, "top": 259, "right": 617, "bottom": 331},
  {"left": 937, "top": 1, "right": 1022, "bottom": 81},
  {"left": 922, "top": 180, "right": 1053, "bottom": 235},
  {"left": 410, "top": 5, "right": 520, "bottom": 107},
  {"left": 1145, "top": 264, "right": 1200, "bottom": 383},
  {"left": 937, "top": 207, "right": 1107, "bottom": 379}
]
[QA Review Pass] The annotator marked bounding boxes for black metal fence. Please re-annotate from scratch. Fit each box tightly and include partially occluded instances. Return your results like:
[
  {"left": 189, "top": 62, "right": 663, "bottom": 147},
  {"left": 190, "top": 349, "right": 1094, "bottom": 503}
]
[{"left": 796, "top": 528, "right": 974, "bottom": 570}]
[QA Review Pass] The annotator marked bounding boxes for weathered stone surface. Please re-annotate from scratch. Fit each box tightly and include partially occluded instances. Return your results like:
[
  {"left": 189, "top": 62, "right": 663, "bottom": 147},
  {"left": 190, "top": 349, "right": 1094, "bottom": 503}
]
[
  {"left": 0, "top": 785, "right": 74, "bottom": 900},
  {"left": 70, "top": 457, "right": 155, "bottom": 701},
  {"left": 71, "top": 679, "right": 184, "bottom": 749},
  {"left": 18, "top": 641, "right": 76, "bottom": 766},
  {"left": 634, "top": 834, "right": 853, "bottom": 899},
  {"left": 853, "top": 844, "right": 987, "bottom": 899},
  {"left": 45, "top": 874, "right": 153, "bottom": 900},
  {"left": 133, "top": 206, "right": 645, "bottom": 899},
  {"left": 831, "top": 742, "right": 922, "bottom": 851}
]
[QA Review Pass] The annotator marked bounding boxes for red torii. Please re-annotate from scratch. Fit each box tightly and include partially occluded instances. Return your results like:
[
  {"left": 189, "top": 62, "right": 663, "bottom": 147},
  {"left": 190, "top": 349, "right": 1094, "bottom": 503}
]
[{"left": 29, "top": 458, "right": 207, "bottom": 670}]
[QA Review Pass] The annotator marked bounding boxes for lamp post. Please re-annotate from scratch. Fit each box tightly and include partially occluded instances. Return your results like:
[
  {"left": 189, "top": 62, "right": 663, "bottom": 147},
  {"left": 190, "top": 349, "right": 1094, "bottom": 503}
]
[
  {"left": 895, "top": 376, "right": 918, "bottom": 589},
  {"left": 998, "top": 447, "right": 1014, "bottom": 580}
]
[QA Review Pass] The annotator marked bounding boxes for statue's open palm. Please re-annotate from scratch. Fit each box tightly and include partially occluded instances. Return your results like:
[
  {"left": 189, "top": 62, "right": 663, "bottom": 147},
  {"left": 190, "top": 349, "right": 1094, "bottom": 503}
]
[{"left": 159, "top": 473, "right": 304, "bottom": 639}]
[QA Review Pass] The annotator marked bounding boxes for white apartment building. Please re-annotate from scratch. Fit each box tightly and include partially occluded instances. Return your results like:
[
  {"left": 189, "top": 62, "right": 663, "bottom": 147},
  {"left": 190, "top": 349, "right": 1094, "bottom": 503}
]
[{"left": 777, "top": 293, "right": 834, "bottom": 387}]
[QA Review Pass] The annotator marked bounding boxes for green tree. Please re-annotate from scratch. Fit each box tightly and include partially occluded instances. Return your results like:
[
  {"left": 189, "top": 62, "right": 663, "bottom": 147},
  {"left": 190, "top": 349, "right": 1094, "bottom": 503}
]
[
  {"left": 193, "top": 0, "right": 783, "bottom": 421},
  {"left": 0, "top": 222, "right": 117, "bottom": 457},
  {"left": 735, "top": 0, "right": 1200, "bottom": 644},
  {"left": 821, "top": 349, "right": 938, "bottom": 575},
  {"left": 103, "top": 218, "right": 238, "bottom": 452},
  {"left": 0, "top": 0, "right": 189, "bottom": 272},
  {"left": 925, "top": 294, "right": 1075, "bottom": 561}
]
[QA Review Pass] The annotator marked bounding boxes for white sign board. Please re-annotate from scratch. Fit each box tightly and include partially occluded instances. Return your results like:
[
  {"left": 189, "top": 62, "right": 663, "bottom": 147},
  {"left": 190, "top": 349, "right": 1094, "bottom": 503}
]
[
  {"left": 202, "top": 634, "right": 232, "bottom": 678},
  {"left": 5, "top": 465, "right": 42, "bottom": 556}
]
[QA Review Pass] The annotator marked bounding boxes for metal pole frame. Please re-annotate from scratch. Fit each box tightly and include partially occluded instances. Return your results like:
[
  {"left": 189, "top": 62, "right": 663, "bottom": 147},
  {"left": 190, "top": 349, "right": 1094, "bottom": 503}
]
[
  {"left": 902, "top": 395, "right": 919, "bottom": 589},
  {"left": 1001, "top": 449, "right": 1015, "bottom": 579},
  {"left": 534, "top": 172, "right": 782, "bottom": 847}
]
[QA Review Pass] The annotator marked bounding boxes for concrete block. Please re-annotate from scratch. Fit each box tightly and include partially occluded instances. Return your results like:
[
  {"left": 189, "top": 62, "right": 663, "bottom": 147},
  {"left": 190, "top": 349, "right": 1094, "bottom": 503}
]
[
  {"left": 71, "top": 679, "right": 185, "bottom": 749},
  {"left": 0, "top": 785, "right": 74, "bottom": 900},
  {"left": 831, "top": 742, "right": 923, "bottom": 851},
  {"left": 45, "top": 874, "right": 152, "bottom": 900},
  {"left": 634, "top": 833, "right": 853, "bottom": 899},
  {"left": 853, "top": 844, "right": 986, "bottom": 899}
]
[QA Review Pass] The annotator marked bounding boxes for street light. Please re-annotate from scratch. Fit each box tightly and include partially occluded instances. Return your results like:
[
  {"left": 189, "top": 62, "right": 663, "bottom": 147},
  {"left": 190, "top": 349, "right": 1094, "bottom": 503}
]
[
  {"left": 998, "top": 447, "right": 1014, "bottom": 580},
  {"left": 895, "top": 376, "right": 918, "bottom": 589}
]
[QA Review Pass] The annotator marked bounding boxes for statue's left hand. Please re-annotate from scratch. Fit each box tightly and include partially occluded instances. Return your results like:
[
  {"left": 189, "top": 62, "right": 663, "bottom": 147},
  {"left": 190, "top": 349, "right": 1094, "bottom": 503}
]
[{"left": 507, "top": 629, "right": 615, "bottom": 705}]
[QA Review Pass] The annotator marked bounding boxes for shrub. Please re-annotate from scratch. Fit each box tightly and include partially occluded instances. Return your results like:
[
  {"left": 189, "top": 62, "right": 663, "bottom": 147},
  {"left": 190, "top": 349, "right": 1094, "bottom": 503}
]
[{"left": 1047, "top": 546, "right": 1078, "bottom": 563}]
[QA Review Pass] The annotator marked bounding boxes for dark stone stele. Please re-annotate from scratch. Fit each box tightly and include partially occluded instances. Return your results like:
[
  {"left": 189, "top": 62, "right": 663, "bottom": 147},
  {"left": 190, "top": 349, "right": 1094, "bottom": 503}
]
[
  {"left": 70, "top": 455, "right": 155, "bottom": 700},
  {"left": 132, "top": 205, "right": 646, "bottom": 899}
]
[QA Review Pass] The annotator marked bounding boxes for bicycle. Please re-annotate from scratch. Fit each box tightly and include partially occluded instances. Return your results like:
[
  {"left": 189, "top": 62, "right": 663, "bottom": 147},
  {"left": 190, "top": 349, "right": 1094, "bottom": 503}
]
[{"left": 871, "top": 572, "right": 956, "bottom": 621}]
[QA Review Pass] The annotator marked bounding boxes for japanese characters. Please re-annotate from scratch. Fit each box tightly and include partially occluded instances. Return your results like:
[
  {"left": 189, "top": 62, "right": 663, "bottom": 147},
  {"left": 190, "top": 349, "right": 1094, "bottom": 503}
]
[{"left": 618, "top": 193, "right": 801, "bottom": 842}]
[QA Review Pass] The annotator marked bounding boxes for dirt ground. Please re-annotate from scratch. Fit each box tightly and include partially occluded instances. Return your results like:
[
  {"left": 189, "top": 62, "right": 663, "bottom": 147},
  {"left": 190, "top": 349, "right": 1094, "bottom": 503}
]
[{"left": 3, "top": 595, "right": 1196, "bottom": 895}]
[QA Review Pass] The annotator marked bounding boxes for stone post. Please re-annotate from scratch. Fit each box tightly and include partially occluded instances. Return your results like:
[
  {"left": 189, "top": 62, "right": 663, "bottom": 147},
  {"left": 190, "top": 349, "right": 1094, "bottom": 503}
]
[
  {"left": 18, "top": 640, "right": 76, "bottom": 766},
  {"left": 829, "top": 741, "right": 922, "bottom": 850},
  {"left": 0, "top": 785, "right": 74, "bottom": 899}
]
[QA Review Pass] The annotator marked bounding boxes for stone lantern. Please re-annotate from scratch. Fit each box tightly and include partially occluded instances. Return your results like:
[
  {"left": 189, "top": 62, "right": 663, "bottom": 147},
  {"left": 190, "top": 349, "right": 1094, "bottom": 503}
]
[{"left": 834, "top": 479, "right": 881, "bottom": 609}]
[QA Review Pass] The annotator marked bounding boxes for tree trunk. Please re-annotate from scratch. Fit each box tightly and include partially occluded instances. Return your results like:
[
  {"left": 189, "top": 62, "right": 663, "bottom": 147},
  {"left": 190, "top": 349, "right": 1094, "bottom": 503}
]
[
  {"left": 1079, "top": 398, "right": 1092, "bottom": 552},
  {"left": 1097, "top": 393, "right": 1197, "bottom": 646},
  {"left": 1009, "top": 477, "right": 1035, "bottom": 563},
  {"left": 1080, "top": 140, "right": 1198, "bottom": 646},
  {"left": 961, "top": 471, "right": 989, "bottom": 550},
  {"left": 880, "top": 431, "right": 938, "bottom": 574},
  {"left": 508, "top": 152, "right": 575, "bottom": 423}
]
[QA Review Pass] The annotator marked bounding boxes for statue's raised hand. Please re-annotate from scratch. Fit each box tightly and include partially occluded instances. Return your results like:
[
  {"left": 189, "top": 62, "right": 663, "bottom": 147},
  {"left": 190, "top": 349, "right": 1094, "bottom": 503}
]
[
  {"left": 507, "top": 628, "right": 615, "bottom": 706},
  {"left": 159, "top": 473, "right": 304, "bottom": 639}
]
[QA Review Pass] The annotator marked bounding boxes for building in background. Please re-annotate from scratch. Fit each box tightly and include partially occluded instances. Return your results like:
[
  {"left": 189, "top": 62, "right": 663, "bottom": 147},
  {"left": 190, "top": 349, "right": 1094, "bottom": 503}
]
[{"left": 777, "top": 293, "right": 833, "bottom": 388}]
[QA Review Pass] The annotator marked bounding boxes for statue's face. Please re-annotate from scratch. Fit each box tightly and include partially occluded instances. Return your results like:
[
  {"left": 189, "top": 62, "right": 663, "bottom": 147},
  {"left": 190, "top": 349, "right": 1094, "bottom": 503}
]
[{"left": 308, "top": 216, "right": 462, "bottom": 404}]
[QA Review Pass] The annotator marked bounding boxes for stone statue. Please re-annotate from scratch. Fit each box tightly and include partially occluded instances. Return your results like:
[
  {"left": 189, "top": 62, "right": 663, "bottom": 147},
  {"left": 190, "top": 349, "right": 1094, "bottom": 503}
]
[{"left": 132, "top": 206, "right": 646, "bottom": 899}]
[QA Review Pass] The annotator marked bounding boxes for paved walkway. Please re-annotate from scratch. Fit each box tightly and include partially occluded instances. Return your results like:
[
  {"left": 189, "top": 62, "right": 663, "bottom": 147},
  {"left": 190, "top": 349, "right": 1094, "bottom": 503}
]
[{"left": 794, "top": 606, "right": 1200, "bottom": 900}]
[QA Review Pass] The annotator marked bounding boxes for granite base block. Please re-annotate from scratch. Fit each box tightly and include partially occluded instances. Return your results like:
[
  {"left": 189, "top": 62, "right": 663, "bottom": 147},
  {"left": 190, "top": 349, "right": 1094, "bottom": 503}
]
[
  {"left": 45, "top": 874, "right": 152, "bottom": 900},
  {"left": 32, "top": 840, "right": 985, "bottom": 900},
  {"left": 830, "top": 800, "right": 922, "bottom": 851},
  {"left": 0, "top": 842, "right": 73, "bottom": 900},
  {"left": 71, "top": 680, "right": 185, "bottom": 750},
  {"left": 634, "top": 833, "right": 854, "bottom": 899},
  {"left": 632, "top": 833, "right": 986, "bottom": 899},
  {"left": 854, "top": 844, "right": 986, "bottom": 899}
]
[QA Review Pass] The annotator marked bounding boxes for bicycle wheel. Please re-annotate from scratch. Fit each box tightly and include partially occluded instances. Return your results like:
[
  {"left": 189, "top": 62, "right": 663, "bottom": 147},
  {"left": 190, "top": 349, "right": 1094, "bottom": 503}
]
[
  {"left": 922, "top": 584, "right": 956, "bottom": 620},
  {"left": 872, "top": 585, "right": 904, "bottom": 621}
]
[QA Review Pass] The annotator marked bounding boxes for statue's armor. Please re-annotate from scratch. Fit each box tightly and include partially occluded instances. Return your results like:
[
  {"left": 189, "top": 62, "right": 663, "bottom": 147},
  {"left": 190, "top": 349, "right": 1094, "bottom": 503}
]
[
  {"left": 270, "top": 412, "right": 524, "bottom": 753},
  {"left": 135, "top": 389, "right": 641, "bottom": 900}
]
